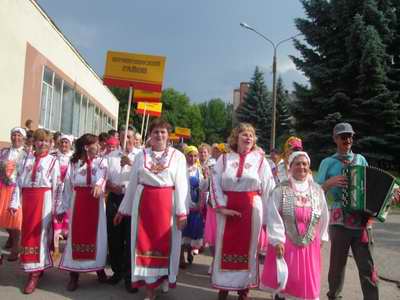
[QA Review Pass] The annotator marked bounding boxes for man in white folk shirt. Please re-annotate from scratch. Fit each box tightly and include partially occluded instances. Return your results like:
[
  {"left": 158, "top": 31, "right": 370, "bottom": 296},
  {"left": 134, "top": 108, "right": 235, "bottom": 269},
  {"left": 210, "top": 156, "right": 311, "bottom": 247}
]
[{"left": 106, "top": 126, "right": 140, "bottom": 293}]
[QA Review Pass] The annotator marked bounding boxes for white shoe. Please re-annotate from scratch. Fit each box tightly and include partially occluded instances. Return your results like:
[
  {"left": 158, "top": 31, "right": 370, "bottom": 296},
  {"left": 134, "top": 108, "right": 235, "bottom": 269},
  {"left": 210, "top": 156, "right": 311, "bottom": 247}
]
[{"left": 161, "top": 280, "right": 169, "bottom": 293}]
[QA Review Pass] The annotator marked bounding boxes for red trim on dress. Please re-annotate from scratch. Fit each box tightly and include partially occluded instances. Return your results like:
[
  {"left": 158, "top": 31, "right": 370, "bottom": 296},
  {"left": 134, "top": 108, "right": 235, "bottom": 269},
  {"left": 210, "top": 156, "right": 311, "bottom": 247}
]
[
  {"left": 236, "top": 151, "right": 250, "bottom": 179},
  {"left": 31, "top": 152, "right": 48, "bottom": 183}
]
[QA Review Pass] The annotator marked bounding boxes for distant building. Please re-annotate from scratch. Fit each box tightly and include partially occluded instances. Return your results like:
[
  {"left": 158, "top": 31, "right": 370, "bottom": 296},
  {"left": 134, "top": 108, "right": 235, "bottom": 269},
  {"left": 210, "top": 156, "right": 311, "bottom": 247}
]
[
  {"left": 232, "top": 82, "right": 250, "bottom": 110},
  {"left": 0, "top": 0, "right": 119, "bottom": 147}
]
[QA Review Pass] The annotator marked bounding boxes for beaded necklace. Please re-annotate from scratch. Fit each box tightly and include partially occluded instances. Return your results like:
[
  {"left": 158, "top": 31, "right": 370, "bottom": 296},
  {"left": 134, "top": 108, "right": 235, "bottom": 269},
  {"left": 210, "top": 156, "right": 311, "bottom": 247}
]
[{"left": 149, "top": 146, "right": 169, "bottom": 174}]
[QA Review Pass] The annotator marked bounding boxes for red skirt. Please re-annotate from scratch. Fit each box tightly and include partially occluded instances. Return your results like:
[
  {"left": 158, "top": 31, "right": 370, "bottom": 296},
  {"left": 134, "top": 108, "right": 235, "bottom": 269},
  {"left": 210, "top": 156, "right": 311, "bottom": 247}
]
[
  {"left": 20, "top": 188, "right": 49, "bottom": 264},
  {"left": 220, "top": 191, "right": 258, "bottom": 271},
  {"left": 135, "top": 185, "right": 174, "bottom": 268},
  {"left": 71, "top": 187, "right": 100, "bottom": 260}
]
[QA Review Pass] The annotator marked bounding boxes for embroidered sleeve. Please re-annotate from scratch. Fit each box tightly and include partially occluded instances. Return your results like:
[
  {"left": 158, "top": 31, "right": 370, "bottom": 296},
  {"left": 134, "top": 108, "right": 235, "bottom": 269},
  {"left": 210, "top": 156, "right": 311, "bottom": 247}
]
[
  {"left": 210, "top": 155, "right": 226, "bottom": 208},
  {"left": 266, "top": 187, "right": 286, "bottom": 246},
  {"left": 9, "top": 179, "right": 21, "bottom": 210},
  {"left": 118, "top": 153, "right": 142, "bottom": 216},
  {"left": 9, "top": 155, "right": 26, "bottom": 210},
  {"left": 50, "top": 158, "right": 61, "bottom": 213},
  {"left": 319, "top": 187, "right": 330, "bottom": 242},
  {"left": 174, "top": 153, "right": 189, "bottom": 217},
  {"left": 260, "top": 157, "right": 276, "bottom": 225},
  {"left": 95, "top": 158, "right": 108, "bottom": 190},
  {"left": 57, "top": 164, "right": 73, "bottom": 214}
]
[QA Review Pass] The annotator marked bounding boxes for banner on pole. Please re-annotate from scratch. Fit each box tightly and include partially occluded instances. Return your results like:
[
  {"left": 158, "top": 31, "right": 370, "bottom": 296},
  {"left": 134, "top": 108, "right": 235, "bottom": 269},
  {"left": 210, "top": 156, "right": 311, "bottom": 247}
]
[
  {"left": 134, "top": 89, "right": 161, "bottom": 103},
  {"left": 103, "top": 51, "right": 166, "bottom": 92},
  {"left": 136, "top": 102, "right": 162, "bottom": 117},
  {"left": 175, "top": 127, "right": 191, "bottom": 138},
  {"left": 169, "top": 133, "right": 180, "bottom": 142}
]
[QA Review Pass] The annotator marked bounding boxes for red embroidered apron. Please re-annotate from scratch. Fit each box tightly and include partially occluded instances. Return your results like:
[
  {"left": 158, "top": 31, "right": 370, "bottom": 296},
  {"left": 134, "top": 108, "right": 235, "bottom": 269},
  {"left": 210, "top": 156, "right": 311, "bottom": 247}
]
[
  {"left": 221, "top": 191, "right": 258, "bottom": 271},
  {"left": 135, "top": 185, "right": 174, "bottom": 268},
  {"left": 20, "top": 187, "right": 50, "bottom": 263},
  {"left": 71, "top": 187, "right": 99, "bottom": 260}
]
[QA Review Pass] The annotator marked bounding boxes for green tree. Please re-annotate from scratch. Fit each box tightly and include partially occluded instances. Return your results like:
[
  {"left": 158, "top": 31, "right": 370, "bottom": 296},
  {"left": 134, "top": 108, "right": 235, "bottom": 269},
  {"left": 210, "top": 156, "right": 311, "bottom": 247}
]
[
  {"left": 161, "top": 88, "right": 205, "bottom": 145},
  {"left": 199, "top": 98, "right": 232, "bottom": 144},
  {"left": 291, "top": 0, "right": 400, "bottom": 167},
  {"left": 236, "top": 66, "right": 272, "bottom": 150},
  {"left": 109, "top": 87, "right": 142, "bottom": 131},
  {"left": 276, "top": 77, "right": 293, "bottom": 146}
]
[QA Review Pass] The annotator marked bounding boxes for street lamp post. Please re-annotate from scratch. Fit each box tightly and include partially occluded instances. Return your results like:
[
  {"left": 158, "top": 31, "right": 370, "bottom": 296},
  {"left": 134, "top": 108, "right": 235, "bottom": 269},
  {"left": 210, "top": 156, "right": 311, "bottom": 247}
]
[{"left": 240, "top": 22, "right": 301, "bottom": 150}]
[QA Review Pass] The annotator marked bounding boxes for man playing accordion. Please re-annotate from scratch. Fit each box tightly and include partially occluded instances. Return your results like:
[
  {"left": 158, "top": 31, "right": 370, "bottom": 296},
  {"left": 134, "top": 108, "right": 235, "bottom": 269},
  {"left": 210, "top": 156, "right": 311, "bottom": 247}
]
[{"left": 316, "top": 122, "right": 399, "bottom": 300}]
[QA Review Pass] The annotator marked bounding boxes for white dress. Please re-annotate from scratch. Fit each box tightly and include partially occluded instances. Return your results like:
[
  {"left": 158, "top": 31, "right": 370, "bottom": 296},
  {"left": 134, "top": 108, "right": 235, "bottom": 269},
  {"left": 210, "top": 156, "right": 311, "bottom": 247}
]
[
  {"left": 10, "top": 152, "right": 60, "bottom": 272},
  {"left": 58, "top": 157, "right": 108, "bottom": 272},
  {"left": 211, "top": 149, "right": 275, "bottom": 290},
  {"left": 118, "top": 147, "right": 189, "bottom": 288}
]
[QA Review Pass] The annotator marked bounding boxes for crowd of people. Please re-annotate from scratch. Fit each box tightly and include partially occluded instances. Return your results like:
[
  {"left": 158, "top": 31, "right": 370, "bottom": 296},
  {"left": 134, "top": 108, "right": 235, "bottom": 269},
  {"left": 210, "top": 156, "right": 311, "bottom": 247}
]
[{"left": 0, "top": 118, "right": 399, "bottom": 300}]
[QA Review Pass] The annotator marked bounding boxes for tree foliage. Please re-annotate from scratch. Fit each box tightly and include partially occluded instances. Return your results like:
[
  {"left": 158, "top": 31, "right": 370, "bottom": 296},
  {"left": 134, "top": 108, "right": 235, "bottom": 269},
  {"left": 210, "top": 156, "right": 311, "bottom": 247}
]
[
  {"left": 291, "top": 0, "right": 400, "bottom": 168},
  {"left": 198, "top": 98, "right": 233, "bottom": 144},
  {"left": 236, "top": 66, "right": 272, "bottom": 150},
  {"left": 111, "top": 87, "right": 232, "bottom": 146}
]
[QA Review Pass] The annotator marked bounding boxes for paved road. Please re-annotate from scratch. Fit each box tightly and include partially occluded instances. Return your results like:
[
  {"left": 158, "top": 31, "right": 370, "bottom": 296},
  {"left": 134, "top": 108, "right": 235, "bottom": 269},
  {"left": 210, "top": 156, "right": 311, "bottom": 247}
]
[{"left": 1, "top": 214, "right": 400, "bottom": 299}]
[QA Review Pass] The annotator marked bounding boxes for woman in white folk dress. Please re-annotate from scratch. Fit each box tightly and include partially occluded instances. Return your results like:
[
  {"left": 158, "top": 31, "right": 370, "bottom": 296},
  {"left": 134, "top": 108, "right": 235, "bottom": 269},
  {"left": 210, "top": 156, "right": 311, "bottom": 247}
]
[
  {"left": 57, "top": 133, "right": 108, "bottom": 291},
  {"left": 9, "top": 129, "right": 60, "bottom": 294},
  {"left": 211, "top": 123, "right": 275, "bottom": 300},
  {"left": 114, "top": 118, "right": 189, "bottom": 300}
]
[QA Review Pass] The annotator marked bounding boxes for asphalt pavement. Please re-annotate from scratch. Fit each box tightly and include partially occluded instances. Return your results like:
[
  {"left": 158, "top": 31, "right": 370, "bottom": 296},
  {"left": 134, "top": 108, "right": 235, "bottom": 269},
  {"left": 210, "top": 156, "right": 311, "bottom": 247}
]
[{"left": 0, "top": 213, "right": 399, "bottom": 299}]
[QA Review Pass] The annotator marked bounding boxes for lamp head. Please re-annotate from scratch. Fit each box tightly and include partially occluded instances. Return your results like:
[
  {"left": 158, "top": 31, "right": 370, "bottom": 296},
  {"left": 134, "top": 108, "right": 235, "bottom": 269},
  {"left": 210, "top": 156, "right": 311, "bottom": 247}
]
[{"left": 240, "top": 22, "right": 252, "bottom": 30}]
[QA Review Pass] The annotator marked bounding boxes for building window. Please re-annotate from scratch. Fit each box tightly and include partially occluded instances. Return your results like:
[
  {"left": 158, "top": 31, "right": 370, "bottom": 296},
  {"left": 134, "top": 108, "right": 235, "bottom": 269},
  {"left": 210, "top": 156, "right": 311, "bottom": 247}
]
[
  {"left": 86, "top": 101, "right": 94, "bottom": 133},
  {"left": 39, "top": 67, "right": 54, "bottom": 129},
  {"left": 39, "top": 66, "right": 116, "bottom": 136},
  {"left": 72, "top": 92, "right": 81, "bottom": 137},
  {"left": 50, "top": 75, "right": 63, "bottom": 131},
  {"left": 61, "top": 82, "right": 74, "bottom": 134},
  {"left": 79, "top": 95, "right": 87, "bottom": 136}
]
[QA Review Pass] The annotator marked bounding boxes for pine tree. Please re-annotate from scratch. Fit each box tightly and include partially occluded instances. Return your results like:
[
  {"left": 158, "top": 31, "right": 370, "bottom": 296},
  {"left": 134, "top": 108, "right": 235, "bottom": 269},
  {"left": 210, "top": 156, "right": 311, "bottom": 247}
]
[
  {"left": 236, "top": 66, "right": 272, "bottom": 150},
  {"left": 291, "top": 0, "right": 400, "bottom": 168},
  {"left": 276, "top": 77, "right": 293, "bottom": 146}
]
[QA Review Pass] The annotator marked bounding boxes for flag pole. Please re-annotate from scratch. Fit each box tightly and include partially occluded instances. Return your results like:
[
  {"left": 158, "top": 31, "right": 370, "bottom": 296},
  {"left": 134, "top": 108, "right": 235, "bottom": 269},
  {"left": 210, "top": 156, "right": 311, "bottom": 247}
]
[
  {"left": 144, "top": 113, "right": 151, "bottom": 142},
  {"left": 123, "top": 87, "right": 133, "bottom": 151},
  {"left": 140, "top": 103, "right": 147, "bottom": 139}
]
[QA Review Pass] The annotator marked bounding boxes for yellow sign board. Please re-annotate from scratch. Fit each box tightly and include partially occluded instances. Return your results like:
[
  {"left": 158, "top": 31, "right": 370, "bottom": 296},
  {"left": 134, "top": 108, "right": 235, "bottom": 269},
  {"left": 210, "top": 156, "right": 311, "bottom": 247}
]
[
  {"left": 103, "top": 51, "right": 166, "bottom": 92},
  {"left": 169, "top": 133, "right": 180, "bottom": 141},
  {"left": 136, "top": 102, "right": 163, "bottom": 117},
  {"left": 134, "top": 89, "right": 162, "bottom": 102},
  {"left": 175, "top": 127, "right": 191, "bottom": 138}
]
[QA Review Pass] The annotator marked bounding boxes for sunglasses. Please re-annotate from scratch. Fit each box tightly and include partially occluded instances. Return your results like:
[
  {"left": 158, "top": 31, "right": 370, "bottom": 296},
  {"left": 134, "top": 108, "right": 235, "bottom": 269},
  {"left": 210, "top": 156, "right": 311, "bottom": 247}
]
[{"left": 339, "top": 133, "right": 354, "bottom": 140}]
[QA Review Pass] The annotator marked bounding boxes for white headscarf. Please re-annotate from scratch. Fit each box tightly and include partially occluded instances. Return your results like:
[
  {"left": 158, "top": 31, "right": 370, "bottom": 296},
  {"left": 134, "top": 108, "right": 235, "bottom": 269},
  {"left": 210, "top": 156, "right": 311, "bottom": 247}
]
[
  {"left": 10, "top": 127, "right": 26, "bottom": 138},
  {"left": 60, "top": 134, "right": 74, "bottom": 144},
  {"left": 288, "top": 151, "right": 310, "bottom": 167}
]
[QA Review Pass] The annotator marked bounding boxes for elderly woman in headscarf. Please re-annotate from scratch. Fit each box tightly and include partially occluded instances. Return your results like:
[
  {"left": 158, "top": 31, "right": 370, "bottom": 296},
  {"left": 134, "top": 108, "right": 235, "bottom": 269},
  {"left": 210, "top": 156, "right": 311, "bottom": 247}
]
[
  {"left": 261, "top": 151, "right": 329, "bottom": 300},
  {"left": 276, "top": 136, "right": 303, "bottom": 183},
  {"left": 181, "top": 145, "right": 208, "bottom": 267},
  {"left": 0, "top": 127, "right": 27, "bottom": 261}
]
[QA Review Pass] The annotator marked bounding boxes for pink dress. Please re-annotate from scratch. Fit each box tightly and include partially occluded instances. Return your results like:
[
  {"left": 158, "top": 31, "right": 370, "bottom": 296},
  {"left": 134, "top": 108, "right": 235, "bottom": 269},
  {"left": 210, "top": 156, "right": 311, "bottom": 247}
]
[
  {"left": 258, "top": 225, "right": 268, "bottom": 255},
  {"left": 262, "top": 207, "right": 321, "bottom": 299},
  {"left": 204, "top": 205, "right": 216, "bottom": 246},
  {"left": 261, "top": 180, "right": 329, "bottom": 300}
]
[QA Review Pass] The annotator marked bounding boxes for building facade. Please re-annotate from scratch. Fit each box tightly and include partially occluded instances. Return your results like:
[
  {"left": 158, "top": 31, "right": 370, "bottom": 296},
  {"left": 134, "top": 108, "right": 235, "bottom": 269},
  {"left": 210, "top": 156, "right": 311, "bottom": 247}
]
[
  {"left": 232, "top": 82, "right": 249, "bottom": 110},
  {"left": 0, "top": 0, "right": 119, "bottom": 147}
]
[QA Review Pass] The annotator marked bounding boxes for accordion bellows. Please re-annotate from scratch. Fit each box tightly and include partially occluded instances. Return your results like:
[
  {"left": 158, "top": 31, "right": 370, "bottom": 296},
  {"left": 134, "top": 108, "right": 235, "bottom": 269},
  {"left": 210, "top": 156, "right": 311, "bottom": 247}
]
[{"left": 342, "top": 165, "right": 399, "bottom": 222}]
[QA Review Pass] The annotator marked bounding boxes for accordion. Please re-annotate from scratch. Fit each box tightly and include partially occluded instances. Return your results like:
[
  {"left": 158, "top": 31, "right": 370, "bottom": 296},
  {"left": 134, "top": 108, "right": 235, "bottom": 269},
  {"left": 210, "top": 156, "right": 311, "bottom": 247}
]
[{"left": 342, "top": 165, "right": 399, "bottom": 222}]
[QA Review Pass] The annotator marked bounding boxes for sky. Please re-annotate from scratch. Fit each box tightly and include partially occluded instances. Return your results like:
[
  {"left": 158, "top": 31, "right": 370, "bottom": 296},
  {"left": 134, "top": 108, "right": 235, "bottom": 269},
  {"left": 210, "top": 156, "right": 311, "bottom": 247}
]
[{"left": 36, "top": 0, "right": 308, "bottom": 103}]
